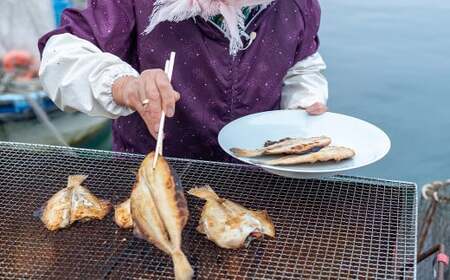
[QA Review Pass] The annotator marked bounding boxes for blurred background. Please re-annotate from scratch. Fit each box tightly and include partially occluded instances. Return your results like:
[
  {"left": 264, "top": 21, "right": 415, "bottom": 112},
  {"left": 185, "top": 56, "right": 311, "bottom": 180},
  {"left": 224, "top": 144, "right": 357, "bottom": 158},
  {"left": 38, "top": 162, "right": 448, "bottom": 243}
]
[
  {"left": 0, "top": 0, "right": 110, "bottom": 152},
  {"left": 0, "top": 0, "right": 448, "bottom": 278}
]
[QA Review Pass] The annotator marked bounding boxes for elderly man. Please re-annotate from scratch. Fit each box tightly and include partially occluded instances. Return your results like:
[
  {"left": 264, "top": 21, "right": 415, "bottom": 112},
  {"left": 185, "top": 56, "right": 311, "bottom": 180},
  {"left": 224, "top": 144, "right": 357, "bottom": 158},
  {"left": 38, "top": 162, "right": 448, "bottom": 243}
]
[{"left": 39, "top": 0, "right": 328, "bottom": 161}]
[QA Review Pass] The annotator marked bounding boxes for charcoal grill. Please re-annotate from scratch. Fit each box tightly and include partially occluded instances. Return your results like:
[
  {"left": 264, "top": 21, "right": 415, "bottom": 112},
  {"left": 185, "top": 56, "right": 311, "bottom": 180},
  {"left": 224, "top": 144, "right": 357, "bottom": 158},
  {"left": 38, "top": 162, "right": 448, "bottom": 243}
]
[{"left": 0, "top": 142, "right": 417, "bottom": 279}]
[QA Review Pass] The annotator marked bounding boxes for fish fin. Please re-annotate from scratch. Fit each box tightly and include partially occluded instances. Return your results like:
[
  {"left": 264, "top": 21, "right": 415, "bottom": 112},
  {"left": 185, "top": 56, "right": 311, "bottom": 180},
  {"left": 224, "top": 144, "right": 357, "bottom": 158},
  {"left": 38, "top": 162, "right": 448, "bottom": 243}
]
[
  {"left": 169, "top": 164, "right": 184, "bottom": 193},
  {"left": 196, "top": 223, "right": 205, "bottom": 234},
  {"left": 175, "top": 190, "right": 190, "bottom": 228},
  {"left": 133, "top": 225, "right": 146, "bottom": 240},
  {"left": 172, "top": 250, "right": 194, "bottom": 280},
  {"left": 33, "top": 205, "right": 45, "bottom": 219},
  {"left": 253, "top": 210, "right": 276, "bottom": 238},
  {"left": 67, "top": 175, "right": 88, "bottom": 187},
  {"left": 230, "top": 147, "right": 263, "bottom": 158},
  {"left": 188, "top": 186, "right": 219, "bottom": 201}
]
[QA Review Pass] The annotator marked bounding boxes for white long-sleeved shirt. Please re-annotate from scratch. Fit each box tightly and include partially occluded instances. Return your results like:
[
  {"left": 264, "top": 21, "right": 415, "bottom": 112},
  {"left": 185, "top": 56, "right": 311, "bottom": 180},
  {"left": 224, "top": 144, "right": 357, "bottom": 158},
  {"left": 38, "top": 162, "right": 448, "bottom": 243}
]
[{"left": 39, "top": 33, "right": 328, "bottom": 119}]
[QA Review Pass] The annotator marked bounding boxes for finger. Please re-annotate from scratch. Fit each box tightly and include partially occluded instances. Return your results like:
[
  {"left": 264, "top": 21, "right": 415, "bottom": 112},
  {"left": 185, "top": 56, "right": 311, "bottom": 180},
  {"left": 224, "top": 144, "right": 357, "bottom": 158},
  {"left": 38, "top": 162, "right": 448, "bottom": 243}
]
[
  {"left": 307, "top": 110, "right": 322, "bottom": 116},
  {"left": 142, "top": 74, "right": 163, "bottom": 133},
  {"left": 306, "top": 103, "right": 327, "bottom": 115},
  {"left": 155, "top": 71, "right": 176, "bottom": 117},
  {"left": 306, "top": 104, "right": 319, "bottom": 112},
  {"left": 306, "top": 107, "right": 322, "bottom": 115},
  {"left": 132, "top": 79, "right": 158, "bottom": 138},
  {"left": 135, "top": 105, "right": 159, "bottom": 139},
  {"left": 174, "top": 91, "right": 181, "bottom": 101}
]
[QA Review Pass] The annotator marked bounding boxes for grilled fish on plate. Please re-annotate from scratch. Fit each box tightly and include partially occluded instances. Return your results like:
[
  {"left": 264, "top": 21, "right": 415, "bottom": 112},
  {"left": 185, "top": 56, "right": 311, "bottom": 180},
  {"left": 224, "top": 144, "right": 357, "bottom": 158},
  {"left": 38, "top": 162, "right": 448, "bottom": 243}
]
[
  {"left": 130, "top": 152, "right": 193, "bottom": 280},
  {"left": 230, "top": 136, "right": 331, "bottom": 157},
  {"left": 38, "top": 175, "right": 111, "bottom": 231},
  {"left": 188, "top": 186, "right": 275, "bottom": 249},
  {"left": 259, "top": 146, "right": 356, "bottom": 166}
]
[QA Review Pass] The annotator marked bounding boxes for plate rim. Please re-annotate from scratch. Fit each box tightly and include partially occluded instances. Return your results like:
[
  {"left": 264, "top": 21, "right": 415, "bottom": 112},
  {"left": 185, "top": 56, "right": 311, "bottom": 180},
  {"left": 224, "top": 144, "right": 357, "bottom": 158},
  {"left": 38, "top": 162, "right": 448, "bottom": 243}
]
[{"left": 218, "top": 110, "right": 391, "bottom": 174}]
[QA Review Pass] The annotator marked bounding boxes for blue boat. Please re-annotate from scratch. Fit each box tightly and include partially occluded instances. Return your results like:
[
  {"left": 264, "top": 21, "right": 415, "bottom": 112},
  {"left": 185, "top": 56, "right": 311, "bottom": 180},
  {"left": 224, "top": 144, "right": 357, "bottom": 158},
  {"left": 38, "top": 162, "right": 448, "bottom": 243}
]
[{"left": 0, "top": 76, "right": 110, "bottom": 149}]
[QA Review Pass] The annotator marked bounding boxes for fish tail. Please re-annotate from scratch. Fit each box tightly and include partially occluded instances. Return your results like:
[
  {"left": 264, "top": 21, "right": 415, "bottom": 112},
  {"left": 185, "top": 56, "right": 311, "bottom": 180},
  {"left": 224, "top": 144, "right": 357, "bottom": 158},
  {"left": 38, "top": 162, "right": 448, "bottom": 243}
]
[
  {"left": 188, "top": 186, "right": 219, "bottom": 201},
  {"left": 230, "top": 147, "right": 263, "bottom": 158},
  {"left": 172, "top": 250, "right": 194, "bottom": 280},
  {"left": 67, "top": 175, "right": 88, "bottom": 187}
]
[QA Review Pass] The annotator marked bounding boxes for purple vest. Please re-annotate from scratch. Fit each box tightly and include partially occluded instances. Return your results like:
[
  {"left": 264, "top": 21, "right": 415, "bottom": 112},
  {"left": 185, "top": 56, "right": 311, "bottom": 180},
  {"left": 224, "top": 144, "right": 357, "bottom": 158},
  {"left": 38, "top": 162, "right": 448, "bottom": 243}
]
[{"left": 39, "top": 0, "right": 321, "bottom": 161}]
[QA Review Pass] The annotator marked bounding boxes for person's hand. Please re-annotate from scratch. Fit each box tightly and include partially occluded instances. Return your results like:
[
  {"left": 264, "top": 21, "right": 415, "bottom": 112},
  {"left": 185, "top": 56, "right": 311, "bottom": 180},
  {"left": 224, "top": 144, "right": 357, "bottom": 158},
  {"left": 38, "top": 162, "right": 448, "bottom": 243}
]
[
  {"left": 305, "top": 102, "right": 327, "bottom": 115},
  {"left": 112, "top": 69, "right": 180, "bottom": 139}
]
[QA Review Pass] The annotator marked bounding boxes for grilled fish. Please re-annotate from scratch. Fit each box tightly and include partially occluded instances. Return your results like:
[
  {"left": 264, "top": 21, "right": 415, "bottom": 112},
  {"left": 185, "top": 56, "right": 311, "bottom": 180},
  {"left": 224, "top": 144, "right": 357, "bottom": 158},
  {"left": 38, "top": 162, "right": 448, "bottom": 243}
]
[
  {"left": 260, "top": 146, "right": 356, "bottom": 166},
  {"left": 188, "top": 186, "right": 275, "bottom": 249},
  {"left": 130, "top": 152, "right": 193, "bottom": 280},
  {"left": 114, "top": 199, "right": 133, "bottom": 229},
  {"left": 39, "top": 175, "right": 111, "bottom": 231},
  {"left": 230, "top": 136, "right": 331, "bottom": 157}
]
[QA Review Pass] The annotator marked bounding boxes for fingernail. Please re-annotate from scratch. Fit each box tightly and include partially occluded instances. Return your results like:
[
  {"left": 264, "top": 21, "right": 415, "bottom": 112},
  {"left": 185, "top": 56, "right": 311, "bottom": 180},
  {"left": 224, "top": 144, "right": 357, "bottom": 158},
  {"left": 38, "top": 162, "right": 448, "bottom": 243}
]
[{"left": 167, "top": 108, "right": 174, "bottom": 117}]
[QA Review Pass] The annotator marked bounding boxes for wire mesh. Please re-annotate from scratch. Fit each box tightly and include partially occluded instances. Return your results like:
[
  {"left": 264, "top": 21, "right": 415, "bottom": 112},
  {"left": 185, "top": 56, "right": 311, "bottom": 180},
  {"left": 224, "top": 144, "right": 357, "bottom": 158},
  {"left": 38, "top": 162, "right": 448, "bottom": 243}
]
[{"left": 0, "top": 142, "right": 417, "bottom": 279}]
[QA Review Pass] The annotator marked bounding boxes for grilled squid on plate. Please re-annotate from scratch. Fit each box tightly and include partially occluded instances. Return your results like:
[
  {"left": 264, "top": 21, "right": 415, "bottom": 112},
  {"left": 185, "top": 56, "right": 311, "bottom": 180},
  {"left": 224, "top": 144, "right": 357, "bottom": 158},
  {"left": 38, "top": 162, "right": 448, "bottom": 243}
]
[
  {"left": 37, "top": 175, "right": 111, "bottom": 231},
  {"left": 188, "top": 186, "right": 275, "bottom": 249}
]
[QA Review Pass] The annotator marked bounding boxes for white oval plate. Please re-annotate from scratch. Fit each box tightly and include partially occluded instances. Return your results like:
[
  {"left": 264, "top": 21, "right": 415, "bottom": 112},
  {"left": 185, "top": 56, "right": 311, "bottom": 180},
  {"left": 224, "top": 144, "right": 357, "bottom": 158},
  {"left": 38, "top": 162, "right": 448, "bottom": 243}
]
[{"left": 218, "top": 110, "right": 391, "bottom": 179}]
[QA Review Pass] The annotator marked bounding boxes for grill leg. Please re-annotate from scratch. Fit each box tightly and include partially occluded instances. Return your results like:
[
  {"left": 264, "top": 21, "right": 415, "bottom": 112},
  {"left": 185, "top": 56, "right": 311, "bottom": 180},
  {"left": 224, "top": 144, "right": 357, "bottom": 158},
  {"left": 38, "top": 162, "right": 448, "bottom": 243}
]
[
  {"left": 417, "top": 244, "right": 447, "bottom": 280},
  {"left": 418, "top": 201, "right": 437, "bottom": 255}
]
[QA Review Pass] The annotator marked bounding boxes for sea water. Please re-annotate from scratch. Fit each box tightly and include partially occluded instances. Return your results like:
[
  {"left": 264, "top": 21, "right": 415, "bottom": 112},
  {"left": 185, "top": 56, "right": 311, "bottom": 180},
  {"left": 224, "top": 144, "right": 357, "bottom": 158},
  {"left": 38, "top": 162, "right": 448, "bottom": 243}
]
[{"left": 320, "top": 0, "right": 450, "bottom": 187}]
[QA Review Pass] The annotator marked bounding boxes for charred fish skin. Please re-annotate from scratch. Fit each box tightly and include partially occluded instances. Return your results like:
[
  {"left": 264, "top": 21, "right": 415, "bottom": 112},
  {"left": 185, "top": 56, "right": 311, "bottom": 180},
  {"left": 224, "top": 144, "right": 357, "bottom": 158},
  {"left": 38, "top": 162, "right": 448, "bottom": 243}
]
[
  {"left": 264, "top": 137, "right": 292, "bottom": 147},
  {"left": 130, "top": 152, "right": 193, "bottom": 280},
  {"left": 40, "top": 175, "right": 111, "bottom": 231},
  {"left": 231, "top": 136, "right": 332, "bottom": 158},
  {"left": 188, "top": 186, "right": 275, "bottom": 249},
  {"left": 262, "top": 146, "right": 356, "bottom": 166}
]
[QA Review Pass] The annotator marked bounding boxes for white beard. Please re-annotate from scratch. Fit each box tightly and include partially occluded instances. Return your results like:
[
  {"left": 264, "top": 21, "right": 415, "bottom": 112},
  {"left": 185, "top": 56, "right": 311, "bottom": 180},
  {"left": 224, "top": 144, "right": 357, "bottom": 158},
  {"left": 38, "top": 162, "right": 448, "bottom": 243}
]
[{"left": 144, "top": 0, "right": 275, "bottom": 55}]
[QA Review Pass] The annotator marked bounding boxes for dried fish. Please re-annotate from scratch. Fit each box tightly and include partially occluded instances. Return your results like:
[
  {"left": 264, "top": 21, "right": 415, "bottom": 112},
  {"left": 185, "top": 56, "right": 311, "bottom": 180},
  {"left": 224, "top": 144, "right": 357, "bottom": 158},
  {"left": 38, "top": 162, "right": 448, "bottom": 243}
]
[
  {"left": 260, "top": 146, "right": 355, "bottom": 166},
  {"left": 114, "top": 199, "right": 133, "bottom": 230},
  {"left": 39, "top": 175, "right": 111, "bottom": 231},
  {"left": 230, "top": 136, "right": 331, "bottom": 157},
  {"left": 130, "top": 152, "right": 193, "bottom": 280},
  {"left": 188, "top": 186, "right": 275, "bottom": 249}
]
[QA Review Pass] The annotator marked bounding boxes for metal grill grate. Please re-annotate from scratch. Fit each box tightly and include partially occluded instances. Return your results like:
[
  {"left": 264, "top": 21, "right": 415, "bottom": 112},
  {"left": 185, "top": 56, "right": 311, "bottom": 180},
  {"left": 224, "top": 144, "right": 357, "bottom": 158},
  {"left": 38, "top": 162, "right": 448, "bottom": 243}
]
[{"left": 0, "top": 142, "right": 417, "bottom": 279}]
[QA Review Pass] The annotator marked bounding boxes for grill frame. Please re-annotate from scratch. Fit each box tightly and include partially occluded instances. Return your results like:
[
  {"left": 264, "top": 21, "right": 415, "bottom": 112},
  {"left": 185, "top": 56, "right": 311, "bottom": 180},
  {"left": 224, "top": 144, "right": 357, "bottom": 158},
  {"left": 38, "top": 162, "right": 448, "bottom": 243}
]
[{"left": 0, "top": 142, "right": 417, "bottom": 279}]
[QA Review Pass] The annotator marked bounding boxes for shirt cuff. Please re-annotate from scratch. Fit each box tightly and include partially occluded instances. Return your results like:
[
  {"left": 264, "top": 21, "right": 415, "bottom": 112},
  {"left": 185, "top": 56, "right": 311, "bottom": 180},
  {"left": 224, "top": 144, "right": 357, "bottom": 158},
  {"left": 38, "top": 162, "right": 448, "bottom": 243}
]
[
  {"left": 91, "top": 60, "right": 140, "bottom": 118},
  {"left": 281, "top": 52, "right": 329, "bottom": 109}
]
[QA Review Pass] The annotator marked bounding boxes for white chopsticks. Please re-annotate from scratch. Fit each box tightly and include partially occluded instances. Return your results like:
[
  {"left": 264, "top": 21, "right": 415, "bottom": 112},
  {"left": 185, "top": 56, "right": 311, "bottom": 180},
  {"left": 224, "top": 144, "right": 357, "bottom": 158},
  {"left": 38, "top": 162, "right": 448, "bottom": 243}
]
[{"left": 153, "top": 52, "right": 176, "bottom": 169}]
